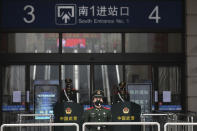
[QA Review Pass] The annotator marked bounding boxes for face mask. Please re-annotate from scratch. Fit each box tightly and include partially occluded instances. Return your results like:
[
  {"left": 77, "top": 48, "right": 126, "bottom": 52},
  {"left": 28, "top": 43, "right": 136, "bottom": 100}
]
[{"left": 94, "top": 100, "right": 102, "bottom": 106}]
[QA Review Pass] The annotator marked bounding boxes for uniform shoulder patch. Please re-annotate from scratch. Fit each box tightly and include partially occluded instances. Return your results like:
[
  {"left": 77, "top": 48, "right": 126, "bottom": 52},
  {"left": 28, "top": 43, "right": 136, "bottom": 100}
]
[
  {"left": 103, "top": 107, "right": 110, "bottom": 110},
  {"left": 86, "top": 107, "right": 94, "bottom": 110}
]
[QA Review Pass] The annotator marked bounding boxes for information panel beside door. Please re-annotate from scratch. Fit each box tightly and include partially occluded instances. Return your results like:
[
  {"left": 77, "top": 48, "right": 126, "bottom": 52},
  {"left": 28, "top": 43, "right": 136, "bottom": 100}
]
[
  {"left": 127, "top": 83, "right": 152, "bottom": 113},
  {"left": 34, "top": 80, "right": 59, "bottom": 119}
]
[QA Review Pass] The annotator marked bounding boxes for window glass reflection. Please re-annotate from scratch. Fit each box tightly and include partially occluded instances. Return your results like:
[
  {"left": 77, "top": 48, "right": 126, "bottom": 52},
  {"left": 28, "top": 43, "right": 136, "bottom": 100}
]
[
  {"left": 158, "top": 67, "right": 181, "bottom": 106},
  {"left": 125, "top": 65, "right": 153, "bottom": 113},
  {"left": 7, "top": 33, "right": 59, "bottom": 53},
  {"left": 126, "top": 33, "right": 182, "bottom": 53},
  {"left": 94, "top": 65, "right": 123, "bottom": 104},
  {"left": 3, "top": 66, "right": 26, "bottom": 104},
  {"left": 30, "top": 65, "right": 59, "bottom": 80},
  {"left": 62, "top": 33, "right": 121, "bottom": 53},
  {"left": 126, "top": 65, "right": 152, "bottom": 83},
  {"left": 2, "top": 66, "right": 25, "bottom": 123}
]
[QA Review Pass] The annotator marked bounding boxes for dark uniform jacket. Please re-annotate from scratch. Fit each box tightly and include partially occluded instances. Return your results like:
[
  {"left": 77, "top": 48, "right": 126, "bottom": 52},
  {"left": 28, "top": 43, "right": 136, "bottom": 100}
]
[{"left": 83, "top": 106, "right": 112, "bottom": 131}]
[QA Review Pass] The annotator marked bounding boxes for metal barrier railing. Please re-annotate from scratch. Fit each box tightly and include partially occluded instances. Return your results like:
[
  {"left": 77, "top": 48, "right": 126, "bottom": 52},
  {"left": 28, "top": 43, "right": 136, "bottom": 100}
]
[
  {"left": 83, "top": 122, "right": 161, "bottom": 131},
  {"left": 164, "top": 122, "right": 197, "bottom": 131},
  {"left": 17, "top": 114, "right": 54, "bottom": 131},
  {"left": 176, "top": 113, "right": 195, "bottom": 123},
  {"left": 141, "top": 113, "right": 176, "bottom": 131},
  {"left": 1, "top": 123, "right": 79, "bottom": 131},
  {"left": 141, "top": 113, "right": 176, "bottom": 121},
  {"left": 141, "top": 113, "right": 174, "bottom": 116},
  {"left": 173, "top": 112, "right": 197, "bottom": 131},
  {"left": 18, "top": 114, "right": 54, "bottom": 123}
]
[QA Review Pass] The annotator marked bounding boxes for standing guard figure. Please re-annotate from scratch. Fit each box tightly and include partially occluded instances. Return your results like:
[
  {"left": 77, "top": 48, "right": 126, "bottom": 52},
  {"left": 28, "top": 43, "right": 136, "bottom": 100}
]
[
  {"left": 112, "top": 81, "right": 130, "bottom": 103},
  {"left": 83, "top": 90, "right": 112, "bottom": 131},
  {"left": 62, "top": 78, "right": 77, "bottom": 102},
  {"left": 54, "top": 78, "right": 83, "bottom": 131}
]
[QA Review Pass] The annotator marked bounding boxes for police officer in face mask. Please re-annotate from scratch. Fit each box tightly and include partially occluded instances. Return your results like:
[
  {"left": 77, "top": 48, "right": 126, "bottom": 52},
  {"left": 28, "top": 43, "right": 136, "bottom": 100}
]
[{"left": 83, "top": 90, "right": 112, "bottom": 131}]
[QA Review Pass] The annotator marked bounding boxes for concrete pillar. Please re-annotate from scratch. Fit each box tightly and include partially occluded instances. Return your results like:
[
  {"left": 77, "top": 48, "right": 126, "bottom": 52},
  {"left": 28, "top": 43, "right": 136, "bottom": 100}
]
[{"left": 186, "top": 0, "right": 197, "bottom": 112}]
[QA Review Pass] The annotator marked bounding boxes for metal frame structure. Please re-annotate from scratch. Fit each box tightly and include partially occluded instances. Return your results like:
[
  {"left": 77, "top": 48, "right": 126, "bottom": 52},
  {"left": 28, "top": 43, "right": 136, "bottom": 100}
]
[
  {"left": 0, "top": 34, "right": 186, "bottom": 116},
  {"left": 0, "top": 53, "right": 184, "bottom": 65},
  {"left": 83, "top": 122, "right": 161, "bottom": 131},
  {"left": 18, "top": 114, "right": 54, "bottom": 123},
  {"left": 141, "top": 113, "right": 176, "bottom": 120},
  {"left": 1, "top": 123, "right": 79, "bottom": 131},
  {"left": 18, "top": 114, "right": 54, "bottom": 131},
  {"left": 140, "top": 113, "right": 176, "bottom": 131},
  {"left": 0, "top": 65, "right": 2, "bottom": 125},
  {"left": 164, "top": 122, "right": 197, "bottom": 131}
]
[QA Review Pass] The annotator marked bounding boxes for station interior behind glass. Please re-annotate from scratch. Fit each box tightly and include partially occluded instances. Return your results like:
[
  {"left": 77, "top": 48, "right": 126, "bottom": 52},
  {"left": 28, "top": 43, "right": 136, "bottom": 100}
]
[{"left": 0, "top": 33, "right": 185, "bottom": 125}]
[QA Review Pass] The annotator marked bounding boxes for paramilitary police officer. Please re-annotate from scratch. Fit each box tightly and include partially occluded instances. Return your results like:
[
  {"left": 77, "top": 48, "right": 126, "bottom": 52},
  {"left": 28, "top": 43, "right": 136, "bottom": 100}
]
[
  {"left": 112, "top": 81, "right": 130, "bottom": 103},
  {"left": 61, "top": 78, "right": 77, "bottom": 102},
  {"left": 83, "top": 90, "right": 112, "bottom": 131}
]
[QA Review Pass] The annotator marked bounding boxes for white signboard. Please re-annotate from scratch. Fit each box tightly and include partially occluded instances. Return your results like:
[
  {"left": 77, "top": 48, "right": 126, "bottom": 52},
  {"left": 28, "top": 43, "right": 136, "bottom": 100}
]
[
  {"left": 13, "top": 91, "right": 21, "bottom": 102},
  {"left": 163, "top": 91, "right": 171, "bottom": 102}
]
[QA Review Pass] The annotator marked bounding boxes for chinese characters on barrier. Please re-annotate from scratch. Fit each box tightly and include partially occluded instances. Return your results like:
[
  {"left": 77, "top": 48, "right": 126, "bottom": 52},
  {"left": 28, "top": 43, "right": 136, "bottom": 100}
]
[
  {"left": 59, "top": 116, "right": 78, "bottom": 121},
  {"left": 117, "top": 115, "right": 135, "bottom": 121}
]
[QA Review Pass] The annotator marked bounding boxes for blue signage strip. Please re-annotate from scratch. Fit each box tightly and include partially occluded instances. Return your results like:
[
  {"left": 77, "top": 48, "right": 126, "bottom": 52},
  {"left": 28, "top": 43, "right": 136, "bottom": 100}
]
[
  {"left": 2, "top": 105, "right": 25, "bottom": 111},
  {"left": 152, "top": 105, "right": 182, "bottom": 111},
  {"left": 159, "top": 105, "right": 182, "bottom": 111},
  {"left": 0, "top": 0, "right": 183, "bottom": 31}
]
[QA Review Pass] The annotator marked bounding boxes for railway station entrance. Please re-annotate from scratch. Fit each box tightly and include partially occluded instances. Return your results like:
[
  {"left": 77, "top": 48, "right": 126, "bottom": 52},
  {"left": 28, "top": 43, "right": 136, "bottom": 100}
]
[{"left": 0, "top": 0, "right": 185, "bottom": 126}]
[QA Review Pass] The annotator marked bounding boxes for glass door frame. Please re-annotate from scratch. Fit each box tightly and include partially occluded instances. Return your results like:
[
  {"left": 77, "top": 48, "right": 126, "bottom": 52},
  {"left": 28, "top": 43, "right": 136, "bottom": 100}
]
[{"left": 0, "top": 32, "right": 186, "bottom": 125}]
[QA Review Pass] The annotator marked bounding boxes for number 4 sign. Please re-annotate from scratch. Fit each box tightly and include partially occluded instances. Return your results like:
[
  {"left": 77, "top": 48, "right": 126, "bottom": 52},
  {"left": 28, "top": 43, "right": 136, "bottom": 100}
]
[{"left": 148, "top": 6, "right": 161, "bottom": 24}]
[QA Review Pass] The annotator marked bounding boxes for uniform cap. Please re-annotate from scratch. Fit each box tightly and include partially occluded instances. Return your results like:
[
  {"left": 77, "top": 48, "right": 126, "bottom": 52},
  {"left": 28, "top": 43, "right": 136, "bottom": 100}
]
[
  {"left": 119, "top": 81, "right": 126, "bottom": 87},
  {"left": 65, "top": 78, "right": 72, "bottom": 88},
  {"left": 93, "top": 90, "right": 104, "bottom": 98},
  {"left": 65, "top": 78, "right": 72, "bottom": 83}
]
